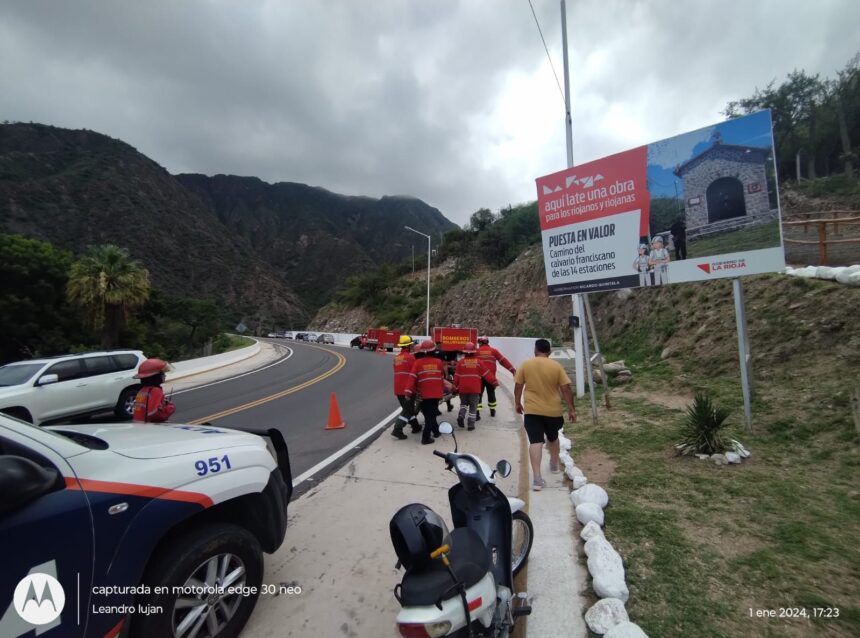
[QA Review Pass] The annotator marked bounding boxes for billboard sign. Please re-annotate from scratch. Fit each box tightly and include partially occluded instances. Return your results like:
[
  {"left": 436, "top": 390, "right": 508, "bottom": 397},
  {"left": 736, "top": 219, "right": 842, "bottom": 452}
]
[{"left": 536, "top": 110, "right": 784, "bottom": 296}]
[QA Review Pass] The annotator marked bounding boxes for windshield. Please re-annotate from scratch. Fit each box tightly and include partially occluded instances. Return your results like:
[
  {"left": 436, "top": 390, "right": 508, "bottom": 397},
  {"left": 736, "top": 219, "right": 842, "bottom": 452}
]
[{"left": 0, "top": 363, "right": 44, "bottom": 387}]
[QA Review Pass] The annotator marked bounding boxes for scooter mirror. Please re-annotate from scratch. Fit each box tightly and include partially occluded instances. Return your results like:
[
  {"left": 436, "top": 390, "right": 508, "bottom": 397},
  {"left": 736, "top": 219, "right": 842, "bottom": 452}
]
[
  {"left": 438, "top": 422, "right": 454, "bottom": 435},
  {"left": 495, "top": 459, "right": 512, "bottom": 478}
]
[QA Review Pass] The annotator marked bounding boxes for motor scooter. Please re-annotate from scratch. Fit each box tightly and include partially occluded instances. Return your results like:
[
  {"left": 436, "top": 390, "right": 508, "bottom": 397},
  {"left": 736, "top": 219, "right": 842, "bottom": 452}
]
[{"left": 390, "top": 421, "right": 532, "bottom": 637}]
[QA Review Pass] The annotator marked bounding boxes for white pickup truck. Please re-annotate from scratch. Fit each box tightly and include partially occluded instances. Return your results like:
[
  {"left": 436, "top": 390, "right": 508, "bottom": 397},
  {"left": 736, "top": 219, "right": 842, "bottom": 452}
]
[{"left": 0, "top": 413, "right": 292, "bottom": 638}]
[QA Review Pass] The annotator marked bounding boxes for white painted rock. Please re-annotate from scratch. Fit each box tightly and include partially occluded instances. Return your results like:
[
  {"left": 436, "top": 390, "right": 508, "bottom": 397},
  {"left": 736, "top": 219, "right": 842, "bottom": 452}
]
[
  {"left": 593, "top": 571, "right": 630, "bottom": 602},
  {"left": 573, "top": 475, "right": 588, "bottom": 489},
  {"left": 836, "top": 264, "right": 860, "bottom": 284},
  {"left": 711, "top": 453, "right": 728, "bottom": 465},
  {"left": 575, "top": 502, "right": 604, "bottom": 526},
  {"left": 586, "top": 540, "right": 628, "bottom": 601},
  {"left": 815, "top": 266, "right": 840, "bottom": 280},
  {"left": 725, "top": 451, "right": 742, "bottom": 464},
  {"left": 580, "top": 520, "right": 604, "bottom": 541},
  {"left": 605, "top": 621, "right": 649, "bottom": 638},
  {"left": 572, "top": 483, "right": 609, "bottom": 508},
  {"left": 695, "top": 454, "right": 710, "bottom": 460},
  {"left": 731, "top": 439, "right": 751, "bottom": 458},
  {"left": 848, "top": 271, "right": 860, "bottom": 286},
  {"left": 791, "top": 265, "right": 819, "bottom": 278},
  {"left": 585, "top": 598, "right": 629, "bottom": 635},
  {"left": 559, "top": 435, "right": 572, "bottom": 451},
  {"left": 584, "top": 535, "right": 612, "bottom": 557}
]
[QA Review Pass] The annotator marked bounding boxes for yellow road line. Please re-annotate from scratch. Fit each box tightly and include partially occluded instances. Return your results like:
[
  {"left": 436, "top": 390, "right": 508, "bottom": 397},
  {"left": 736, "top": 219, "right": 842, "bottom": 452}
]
[{"left": 190, "top": 346, "right": 347, "bottom": 424}]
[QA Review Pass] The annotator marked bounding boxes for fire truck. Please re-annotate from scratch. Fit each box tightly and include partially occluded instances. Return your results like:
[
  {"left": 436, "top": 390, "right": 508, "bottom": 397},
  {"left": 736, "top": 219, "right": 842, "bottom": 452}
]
[
  {"left": 360, "top": 328, "right": 401, "bottom": 352},
  {"left": 432, "top": 326, "right": 479, "bottom": 412}
]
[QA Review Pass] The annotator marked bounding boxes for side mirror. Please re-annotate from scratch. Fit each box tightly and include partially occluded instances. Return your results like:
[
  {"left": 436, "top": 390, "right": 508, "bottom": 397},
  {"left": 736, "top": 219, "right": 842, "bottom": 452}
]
[
  {"left": 438, "top": 422, "right": 454, "bottom": 435},
  {"left": 0, "top": 456, "right": 60, "bottom": 515},
  {"left": 495, "top": 460, "right": 512, "bottom": 479},
  {"left": 36, "top": 374, "right": 59, "bottom": 386}
]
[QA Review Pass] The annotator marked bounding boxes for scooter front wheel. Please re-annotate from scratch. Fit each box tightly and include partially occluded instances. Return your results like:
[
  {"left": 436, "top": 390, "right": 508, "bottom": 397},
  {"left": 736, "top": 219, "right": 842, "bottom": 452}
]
[{"left": 511, "top": 510, "right": 534, "bottom": 576}]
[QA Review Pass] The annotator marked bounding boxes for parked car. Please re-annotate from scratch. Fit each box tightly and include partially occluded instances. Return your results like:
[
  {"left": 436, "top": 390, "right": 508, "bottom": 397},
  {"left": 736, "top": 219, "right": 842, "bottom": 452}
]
[
  {"left": 267, "top": 332, "right": 278, "bottom": 338},
  {"left": 0, "top": 412, "right": 292, "bottom": 638},
  {"left": 281, "top": 331, "right": 294, "bottom": 339},
  {"left": 0, "top": 350, "right": 146, "bottom": 425},
  {"left": 315, "top": 333, "right": 335, "bottom": 344},
  {"left": 350, "top": 335, "right": 363, "bottom": 348},
  {"left": 294, "top": 332, "right": 308, "bottom": 341}
]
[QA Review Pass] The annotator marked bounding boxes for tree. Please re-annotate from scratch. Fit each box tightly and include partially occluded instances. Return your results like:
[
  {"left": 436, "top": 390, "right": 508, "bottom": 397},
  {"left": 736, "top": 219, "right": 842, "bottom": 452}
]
[
  {"left": 67, "top": 245, "right": 151, "bottom": 349},
  {"left": 0, "top": 234, "right": 83, "bottom": 363},
  {"left": 469, "top": 208, "right": 496, "bottom": 232}
]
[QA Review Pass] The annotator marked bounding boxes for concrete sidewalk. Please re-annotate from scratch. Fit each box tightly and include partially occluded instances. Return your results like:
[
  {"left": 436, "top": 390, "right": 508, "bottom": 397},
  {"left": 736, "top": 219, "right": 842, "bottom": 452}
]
[
  {"left": 494, "top": 373, "right": 589, "bottom": 638},
  {"left": 244, "top": 390, "right": 523, "bottom": 636},
  {"left": 243, "top": 370, "right": 588, "bottom": 637}
]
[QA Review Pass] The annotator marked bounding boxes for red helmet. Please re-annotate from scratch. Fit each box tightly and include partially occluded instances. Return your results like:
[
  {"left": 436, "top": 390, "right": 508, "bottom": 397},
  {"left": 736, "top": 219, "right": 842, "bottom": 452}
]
[
  {"left": 417, "top": 339, "right": 437, "bottom": 353},
  {"left": 134, "top": 358, "right": 172, "bottom": 379},
  {"left": 477, "top": 336, "right": 489, "bottom": 345},
  {"left": 462, "top": 342, "right": 477, "bottom": 354}
]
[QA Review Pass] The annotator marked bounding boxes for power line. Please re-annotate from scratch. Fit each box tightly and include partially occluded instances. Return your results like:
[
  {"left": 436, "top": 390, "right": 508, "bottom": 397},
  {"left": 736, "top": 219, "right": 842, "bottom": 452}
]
[{"left": 527, "top": 0, "right": 566, "bottom": 106}]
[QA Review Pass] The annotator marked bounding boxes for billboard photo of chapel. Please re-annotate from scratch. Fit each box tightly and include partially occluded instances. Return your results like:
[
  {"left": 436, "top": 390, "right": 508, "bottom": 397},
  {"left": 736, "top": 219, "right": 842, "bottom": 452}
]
[{"left": 645, "top": 110, "right": 781, "bottom": 259}]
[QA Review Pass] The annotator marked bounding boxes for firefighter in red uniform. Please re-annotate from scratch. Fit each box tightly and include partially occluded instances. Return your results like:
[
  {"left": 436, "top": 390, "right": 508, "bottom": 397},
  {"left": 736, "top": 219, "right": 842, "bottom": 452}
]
[
  {"left": 405, "top": 340, "right": 452, "bottom": 445},
  {"left": 132, "top": 358, "right": 176, "bottom": 423},
  {"left": 453, "top": 342, "right": 497, "bottom": 431},
  {"left": 476, "top": 336, "right": 516, "bottom": 419},
  {"left": 391, "top": 335, "right": 421, "bottom": 440}
]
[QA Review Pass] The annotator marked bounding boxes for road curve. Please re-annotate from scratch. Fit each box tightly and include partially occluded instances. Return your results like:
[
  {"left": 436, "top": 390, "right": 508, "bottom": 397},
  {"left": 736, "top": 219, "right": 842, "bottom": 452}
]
[{"left": 172, "top": 340, "right": 400, "bottom": 485}]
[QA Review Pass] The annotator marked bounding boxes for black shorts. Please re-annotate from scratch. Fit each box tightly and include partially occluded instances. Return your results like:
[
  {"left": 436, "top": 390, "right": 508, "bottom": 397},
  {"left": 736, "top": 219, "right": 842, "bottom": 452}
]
[{"left": 524, "top": 414, "right": 564, "bottom": 444}]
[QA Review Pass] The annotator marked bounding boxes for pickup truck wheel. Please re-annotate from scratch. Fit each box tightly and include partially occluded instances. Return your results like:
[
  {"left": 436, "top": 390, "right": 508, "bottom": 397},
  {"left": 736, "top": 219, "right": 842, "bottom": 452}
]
[
  {"left": 132, "top": 523, "right": 263, "bottom": 638},
  {"left": 114, "top": 387, "right": 139, "bottom": 420}
]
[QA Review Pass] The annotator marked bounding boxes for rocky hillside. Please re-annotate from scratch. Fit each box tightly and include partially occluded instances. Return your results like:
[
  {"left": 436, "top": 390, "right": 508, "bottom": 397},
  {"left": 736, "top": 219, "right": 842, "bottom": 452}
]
[
  {"left": 0, "top": 123, "right": 306, "bottom": 324},
  {"left": 0, "top": 122, "right": 456, "bottom": 322},
  {"left": 177, "top": 174, "right": 455, "bottom": 310}
]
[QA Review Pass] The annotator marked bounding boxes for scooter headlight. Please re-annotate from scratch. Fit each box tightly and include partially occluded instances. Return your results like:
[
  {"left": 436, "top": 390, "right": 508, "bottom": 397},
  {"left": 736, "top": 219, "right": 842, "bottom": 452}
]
[{"left": 455, "top": 458, "right": 478, "bottom": 475}]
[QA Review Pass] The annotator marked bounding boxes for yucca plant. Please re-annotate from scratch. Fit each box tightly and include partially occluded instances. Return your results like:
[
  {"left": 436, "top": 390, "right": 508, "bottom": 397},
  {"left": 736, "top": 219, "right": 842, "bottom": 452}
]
[{"left": 676, "top": 392, "right": 732, "bottom": 455}]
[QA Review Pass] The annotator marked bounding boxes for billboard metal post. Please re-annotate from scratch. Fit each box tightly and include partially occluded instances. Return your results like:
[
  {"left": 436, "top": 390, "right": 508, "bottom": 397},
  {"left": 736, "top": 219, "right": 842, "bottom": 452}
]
[
  {"left": 733, "top": 278, "right": 753, "bottom": 432},
  {"left": 561, "top": 0, "right": 588, "bottom": 400},
  {"left": 584, "top": 295, "right": 611, "bottom": 408},
  {"left": 579, "top": 300, "right": 598, "bottom": 424}
]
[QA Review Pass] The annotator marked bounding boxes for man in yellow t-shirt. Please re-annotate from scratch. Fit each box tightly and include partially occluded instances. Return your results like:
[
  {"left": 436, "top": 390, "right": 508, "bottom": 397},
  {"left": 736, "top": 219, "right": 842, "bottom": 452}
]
[{"left": 514, "top": 339, "right": 576, "bottom": 491}]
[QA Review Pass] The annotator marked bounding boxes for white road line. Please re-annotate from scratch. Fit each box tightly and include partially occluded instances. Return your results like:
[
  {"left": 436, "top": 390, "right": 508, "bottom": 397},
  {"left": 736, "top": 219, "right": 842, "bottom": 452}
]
[
  {"left": 172, "top": 347, "right": 294, "bottom": 395},
  {"left": 293, "top": 406, "right": 402, "bottom": 486}
]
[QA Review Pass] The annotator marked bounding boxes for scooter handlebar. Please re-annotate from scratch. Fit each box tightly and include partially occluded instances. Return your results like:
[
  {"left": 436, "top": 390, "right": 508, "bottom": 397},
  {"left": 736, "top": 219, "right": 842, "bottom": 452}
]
[{"left": 432, "top": 450, "right": 448, "bottom": 459}]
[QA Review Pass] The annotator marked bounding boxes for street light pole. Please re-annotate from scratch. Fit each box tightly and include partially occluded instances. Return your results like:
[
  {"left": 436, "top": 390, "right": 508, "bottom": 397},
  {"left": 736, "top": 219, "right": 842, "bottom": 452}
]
[{"left": 405, "top": 226, "right": 431, "bottom": 336}]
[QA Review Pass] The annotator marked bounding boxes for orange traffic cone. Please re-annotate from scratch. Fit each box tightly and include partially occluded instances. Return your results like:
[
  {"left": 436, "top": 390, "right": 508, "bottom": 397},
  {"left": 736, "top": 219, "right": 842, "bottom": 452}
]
[{"left": 325, "top": 392, "right": 346, "bottom": 430}]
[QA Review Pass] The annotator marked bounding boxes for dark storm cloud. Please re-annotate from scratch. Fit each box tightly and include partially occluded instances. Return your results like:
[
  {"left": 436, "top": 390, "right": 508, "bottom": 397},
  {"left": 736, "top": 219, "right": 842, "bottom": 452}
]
[{"left": 1, "top": 0, "right": 858, "bottom": 225}]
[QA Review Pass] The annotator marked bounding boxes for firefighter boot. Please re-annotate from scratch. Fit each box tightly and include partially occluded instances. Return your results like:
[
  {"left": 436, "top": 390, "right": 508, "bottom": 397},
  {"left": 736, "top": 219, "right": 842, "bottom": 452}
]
[
  {"left": 391, "top": 423, "right": 407, "bottom": 440},
  {"left": 410, "top": 419, "right": 422, "bottom": 434}
]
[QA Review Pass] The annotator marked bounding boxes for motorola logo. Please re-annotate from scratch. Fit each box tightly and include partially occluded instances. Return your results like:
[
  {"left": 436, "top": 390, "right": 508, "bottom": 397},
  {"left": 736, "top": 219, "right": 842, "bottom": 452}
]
[{"left": 13, "top": 573, "right": 65, "bottom": 625}]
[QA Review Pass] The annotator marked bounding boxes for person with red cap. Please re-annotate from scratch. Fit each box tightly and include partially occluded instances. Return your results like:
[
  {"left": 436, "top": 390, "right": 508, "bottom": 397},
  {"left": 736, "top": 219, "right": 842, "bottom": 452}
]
[
  {"left": 476, "top": 336, "right": 516, "bottom": 420},
  {"left": 132, "top": 358, "right": 176, "bottom": 423},
  {"left": 405, "top": 340, "right": 451, "bottom": 444},
  {"left": 453, "top": 342, "right": 497, "bottom": 431}
]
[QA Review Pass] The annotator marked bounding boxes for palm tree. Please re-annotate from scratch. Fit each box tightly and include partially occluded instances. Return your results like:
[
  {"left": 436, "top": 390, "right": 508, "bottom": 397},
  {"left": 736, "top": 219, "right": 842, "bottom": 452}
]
[{"left": 67, "top": 245, "right": 151, "bottom": 348}]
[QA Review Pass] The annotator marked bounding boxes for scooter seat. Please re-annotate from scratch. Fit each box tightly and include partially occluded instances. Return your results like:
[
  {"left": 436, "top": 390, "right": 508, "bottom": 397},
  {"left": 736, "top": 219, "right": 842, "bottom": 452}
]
[{"left": 400, "top": 527, "right": 491, "bottom": 607}]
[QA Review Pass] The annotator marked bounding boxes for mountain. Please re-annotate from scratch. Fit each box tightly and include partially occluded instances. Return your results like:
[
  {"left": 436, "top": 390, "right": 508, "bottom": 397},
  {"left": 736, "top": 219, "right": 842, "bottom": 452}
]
[
  {"left": 0, "top": 123, "right": 457, "bottom": 323},
  {"left": 176, "top": 174, "right": 456, "bottom": 309}
]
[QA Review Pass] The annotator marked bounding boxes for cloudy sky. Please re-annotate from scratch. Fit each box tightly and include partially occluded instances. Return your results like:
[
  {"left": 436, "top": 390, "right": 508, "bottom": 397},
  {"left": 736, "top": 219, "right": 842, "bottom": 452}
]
[{"left": 1, "top": 0, "right": 857, "bottom": 226}]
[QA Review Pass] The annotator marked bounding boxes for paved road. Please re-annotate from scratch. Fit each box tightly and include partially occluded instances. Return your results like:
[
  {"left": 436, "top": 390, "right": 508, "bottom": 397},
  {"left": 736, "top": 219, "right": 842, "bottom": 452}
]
[{"left": 172, "top": 340, "right": 399, "bottom": 487}]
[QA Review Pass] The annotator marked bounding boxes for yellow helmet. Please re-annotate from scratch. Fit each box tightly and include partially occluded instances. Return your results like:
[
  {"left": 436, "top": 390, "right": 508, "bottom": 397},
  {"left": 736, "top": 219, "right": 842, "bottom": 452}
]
[{"left": 398, "top": 335, "right": 414, "bottom": 348}]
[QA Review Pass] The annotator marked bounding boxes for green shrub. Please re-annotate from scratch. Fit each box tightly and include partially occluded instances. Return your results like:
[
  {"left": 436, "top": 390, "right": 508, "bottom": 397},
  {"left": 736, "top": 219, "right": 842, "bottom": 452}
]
[{"left": 676, "top": 392, "right": 732, "bottom": 455}]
